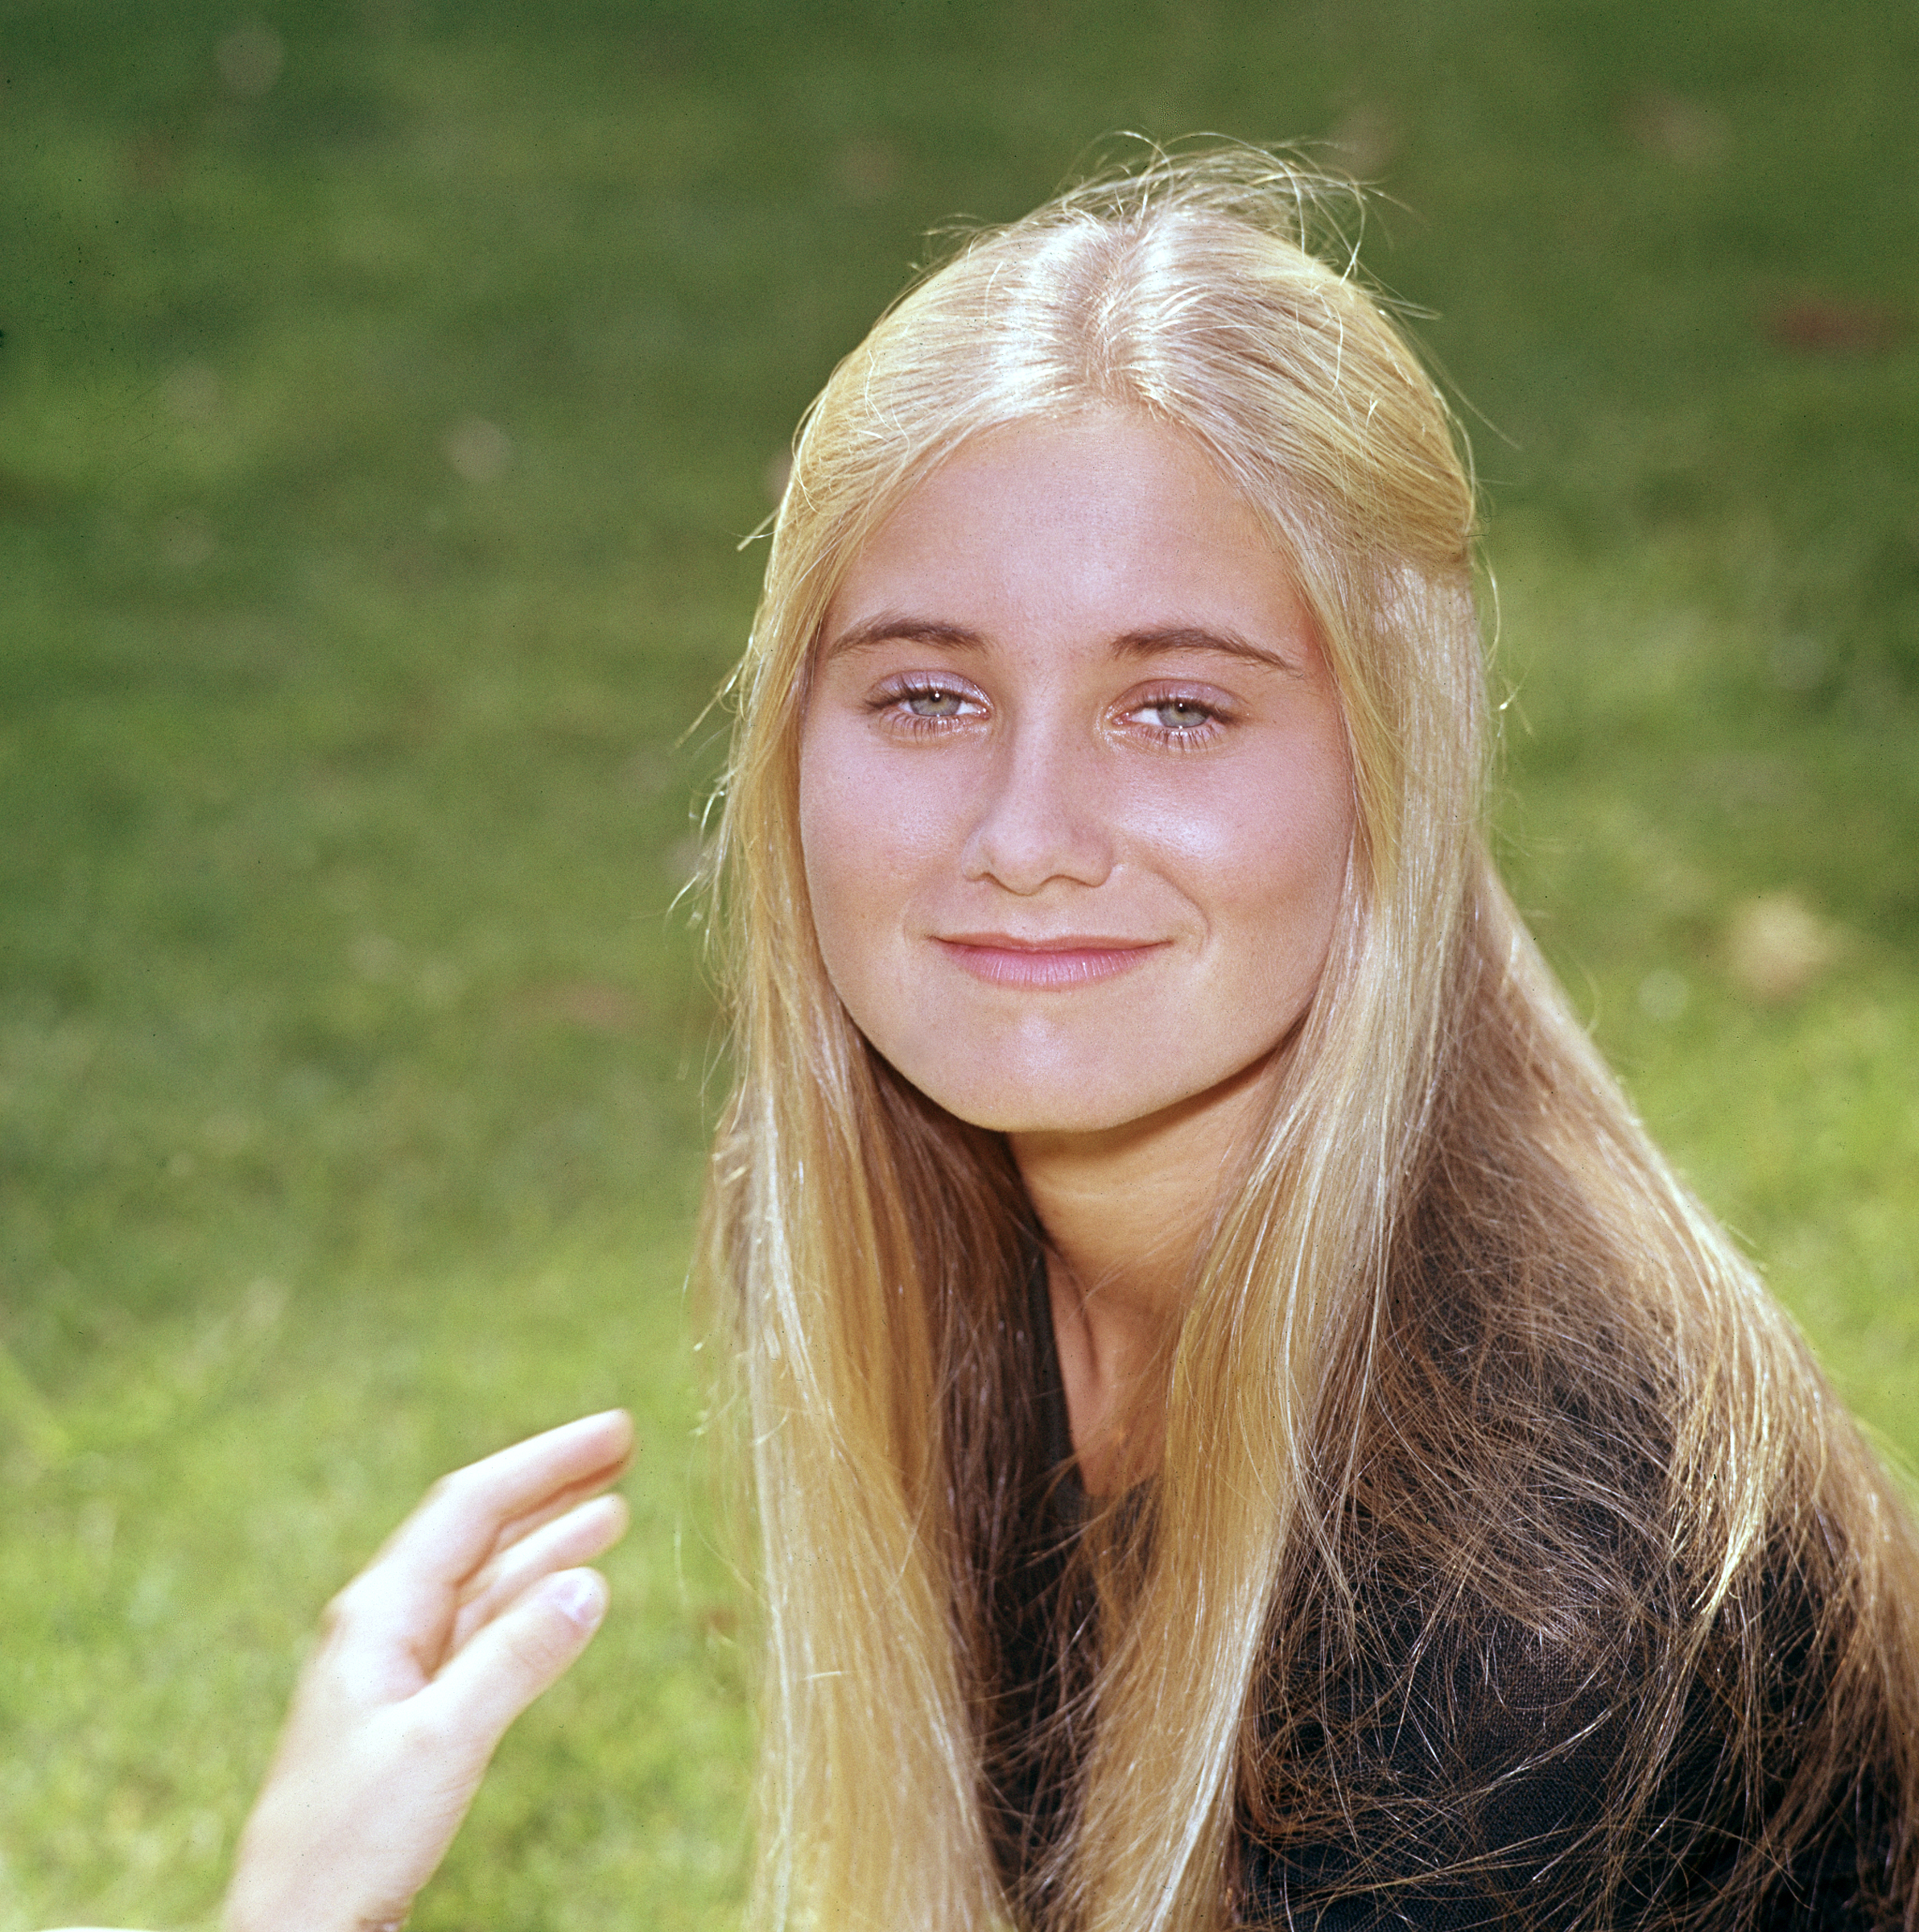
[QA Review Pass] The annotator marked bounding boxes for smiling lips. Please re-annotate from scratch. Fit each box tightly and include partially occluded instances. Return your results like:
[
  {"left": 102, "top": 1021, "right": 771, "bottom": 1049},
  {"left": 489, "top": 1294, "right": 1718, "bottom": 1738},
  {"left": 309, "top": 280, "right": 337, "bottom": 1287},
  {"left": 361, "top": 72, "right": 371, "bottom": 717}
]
[{"left": 933, "top": 935, "right": 1167, "bottom": 989}]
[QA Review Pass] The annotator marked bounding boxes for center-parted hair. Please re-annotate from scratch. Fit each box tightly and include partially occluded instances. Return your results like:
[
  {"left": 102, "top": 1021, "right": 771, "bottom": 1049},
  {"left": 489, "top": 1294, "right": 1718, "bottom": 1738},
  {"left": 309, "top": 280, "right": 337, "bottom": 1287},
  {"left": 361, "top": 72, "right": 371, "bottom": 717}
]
[{"left": 700, "top": 147, "right": 1919, "bottom": 1932}]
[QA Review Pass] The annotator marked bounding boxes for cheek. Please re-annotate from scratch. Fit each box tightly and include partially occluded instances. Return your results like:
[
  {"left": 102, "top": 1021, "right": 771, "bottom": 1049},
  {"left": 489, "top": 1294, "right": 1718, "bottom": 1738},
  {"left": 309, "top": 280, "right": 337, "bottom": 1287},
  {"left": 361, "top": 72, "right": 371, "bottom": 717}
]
[
  {"left": 1198, "top": 753, "right": 1357, "bottom": 1024},
  {"left": 799, "top": 725, "right": 971, "bottom": 924},
  {"left": 1145, "top": 752, "right": 1353, "bottom": 918},
  {"left": 796, "top": 724, "right": 931, "bottom": 998},
  {"left": 1262, "top": 772, "right": 1355, "bottom": 912},
  {"left": 796, "top": 739, "right": 865, "bottom": 966}
]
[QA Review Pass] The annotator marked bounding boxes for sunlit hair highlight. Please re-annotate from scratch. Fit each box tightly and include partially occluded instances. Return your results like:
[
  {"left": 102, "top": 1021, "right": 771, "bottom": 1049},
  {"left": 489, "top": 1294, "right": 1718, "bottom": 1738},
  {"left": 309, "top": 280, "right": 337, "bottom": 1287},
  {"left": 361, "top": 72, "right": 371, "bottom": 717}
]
[{"left": 700, "top": 145, "right": 1919, "bottom": 1932}]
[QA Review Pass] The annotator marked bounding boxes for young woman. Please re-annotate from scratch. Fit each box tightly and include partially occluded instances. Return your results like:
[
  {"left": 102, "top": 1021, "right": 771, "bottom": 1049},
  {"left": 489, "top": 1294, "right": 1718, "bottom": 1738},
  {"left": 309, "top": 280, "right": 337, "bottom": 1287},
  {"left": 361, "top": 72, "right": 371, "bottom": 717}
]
[{"left": 107, "top": 149, "right": 1919, "bottom": 1932}]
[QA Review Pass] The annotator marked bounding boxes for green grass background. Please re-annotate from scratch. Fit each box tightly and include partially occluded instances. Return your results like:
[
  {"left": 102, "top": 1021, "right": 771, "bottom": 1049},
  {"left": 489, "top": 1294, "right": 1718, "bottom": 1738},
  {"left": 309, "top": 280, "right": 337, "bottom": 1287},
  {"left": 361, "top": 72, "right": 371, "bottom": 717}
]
[{"left": 2, "top": 1, "right": 1915, "bottom": 1924}]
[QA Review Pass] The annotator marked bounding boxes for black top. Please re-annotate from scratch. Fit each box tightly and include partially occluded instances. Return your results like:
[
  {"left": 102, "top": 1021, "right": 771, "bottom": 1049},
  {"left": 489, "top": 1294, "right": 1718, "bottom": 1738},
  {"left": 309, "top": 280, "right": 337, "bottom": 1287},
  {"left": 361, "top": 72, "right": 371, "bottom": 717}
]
[{"left": 978, "top": 1258, "right": 1896, "bottom": 1930}]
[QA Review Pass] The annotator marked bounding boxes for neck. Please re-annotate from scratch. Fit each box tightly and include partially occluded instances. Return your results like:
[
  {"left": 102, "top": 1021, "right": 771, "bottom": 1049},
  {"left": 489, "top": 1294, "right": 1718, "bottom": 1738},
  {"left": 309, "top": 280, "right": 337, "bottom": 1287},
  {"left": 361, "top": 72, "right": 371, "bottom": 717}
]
[{"left": 1010, "top": 1058, "right": 1272, "bottom": 1492}]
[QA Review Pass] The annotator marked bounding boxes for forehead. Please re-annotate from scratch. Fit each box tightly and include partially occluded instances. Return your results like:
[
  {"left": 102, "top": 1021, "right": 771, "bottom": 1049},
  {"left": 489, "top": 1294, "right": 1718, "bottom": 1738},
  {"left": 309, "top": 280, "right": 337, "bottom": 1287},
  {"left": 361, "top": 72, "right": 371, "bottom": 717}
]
[{"left": 823, "top": 410, "right": 1302, "bottom": 647}]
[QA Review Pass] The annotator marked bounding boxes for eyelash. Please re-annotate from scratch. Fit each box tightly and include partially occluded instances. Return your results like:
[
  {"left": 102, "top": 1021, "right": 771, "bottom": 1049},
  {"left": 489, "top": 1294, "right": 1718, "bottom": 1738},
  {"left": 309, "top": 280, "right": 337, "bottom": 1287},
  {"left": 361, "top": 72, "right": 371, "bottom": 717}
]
[
  {"left": 1128, "top": 691, "right": 1227, "bottom": 747},
  {"left": 869, "top": 679, "right": 1232, "bottom": 745},
  {"left": 875, "top": 679, "right": 983, "bottom": 734}
]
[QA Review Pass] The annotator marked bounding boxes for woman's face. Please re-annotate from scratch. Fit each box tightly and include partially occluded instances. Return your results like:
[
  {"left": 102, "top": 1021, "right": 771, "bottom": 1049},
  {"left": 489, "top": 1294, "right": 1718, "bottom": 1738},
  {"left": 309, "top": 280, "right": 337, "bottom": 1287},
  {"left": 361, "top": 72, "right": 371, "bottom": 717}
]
[{"left": 798, "top": 409, "right": 1356, "bottom": 1138}]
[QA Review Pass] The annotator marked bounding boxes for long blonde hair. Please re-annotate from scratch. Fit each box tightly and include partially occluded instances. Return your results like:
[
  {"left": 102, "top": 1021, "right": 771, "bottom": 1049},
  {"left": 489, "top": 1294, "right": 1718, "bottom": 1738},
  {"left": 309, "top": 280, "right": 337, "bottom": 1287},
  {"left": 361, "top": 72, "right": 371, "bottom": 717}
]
[{"left": 700, "top": 147, "right": 1919, "bottom": 1931}]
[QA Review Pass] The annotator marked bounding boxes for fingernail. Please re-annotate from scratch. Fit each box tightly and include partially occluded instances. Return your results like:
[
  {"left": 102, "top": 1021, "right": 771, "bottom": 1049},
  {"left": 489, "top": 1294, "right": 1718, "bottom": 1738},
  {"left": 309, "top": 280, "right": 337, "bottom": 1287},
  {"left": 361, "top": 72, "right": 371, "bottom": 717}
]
[{"left": 547, "top": 1569, "right": 607, "bottom": 1633}]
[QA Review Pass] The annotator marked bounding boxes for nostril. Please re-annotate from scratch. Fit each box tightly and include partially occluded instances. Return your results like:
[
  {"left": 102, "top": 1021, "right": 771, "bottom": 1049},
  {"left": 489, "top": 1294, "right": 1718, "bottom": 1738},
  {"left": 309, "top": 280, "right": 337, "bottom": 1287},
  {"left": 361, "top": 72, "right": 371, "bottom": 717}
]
[{"left": 960, "top": 803, "right": 1112, "bottom": 894}]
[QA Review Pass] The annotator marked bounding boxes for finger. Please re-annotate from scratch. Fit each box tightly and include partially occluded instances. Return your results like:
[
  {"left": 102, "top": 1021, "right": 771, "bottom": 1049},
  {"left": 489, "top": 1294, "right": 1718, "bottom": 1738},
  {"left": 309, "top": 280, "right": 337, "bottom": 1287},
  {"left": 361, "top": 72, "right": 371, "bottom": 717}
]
[
  {"left": 475, "top": 1455, "right": 637, "bottom": 1574},
  {"left": 422, "top": 1567, "right": 610, "bottom": 1750},
  {"left": 452, "top": 1492, "right": 629, "bottom": 1653},
  {"left": 392, "top": 1410, "right": 634, "bottom": 1587},
  {"left": 348, "top": 1422, "right": 633, "bottom": 1615},
  {"left": 336, "top": 1411, "right": 633, "bottom": 1654}
]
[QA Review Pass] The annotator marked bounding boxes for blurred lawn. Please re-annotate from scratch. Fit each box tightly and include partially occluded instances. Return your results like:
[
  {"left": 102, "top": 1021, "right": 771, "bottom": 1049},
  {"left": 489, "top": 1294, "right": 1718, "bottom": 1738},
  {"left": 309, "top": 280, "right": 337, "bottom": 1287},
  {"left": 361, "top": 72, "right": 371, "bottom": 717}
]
[{"left": 2, "top": 1, "right": 1916, "bottom": 1925}]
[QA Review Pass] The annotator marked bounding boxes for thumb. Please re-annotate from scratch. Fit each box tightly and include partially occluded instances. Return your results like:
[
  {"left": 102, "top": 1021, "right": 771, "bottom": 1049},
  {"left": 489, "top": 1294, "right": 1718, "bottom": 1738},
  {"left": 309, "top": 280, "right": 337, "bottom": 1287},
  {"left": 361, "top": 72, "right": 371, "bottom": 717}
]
[{"left": 424, "top": 1567, "right": 610, "bottom": 1749}]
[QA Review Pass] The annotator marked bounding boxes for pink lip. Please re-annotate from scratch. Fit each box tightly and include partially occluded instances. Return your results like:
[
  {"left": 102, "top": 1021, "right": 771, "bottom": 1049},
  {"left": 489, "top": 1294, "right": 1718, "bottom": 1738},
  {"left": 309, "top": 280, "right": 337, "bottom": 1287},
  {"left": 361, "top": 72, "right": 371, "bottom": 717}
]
[{"left": 933, "top": 935, "right": 1165, "bottom": 989}]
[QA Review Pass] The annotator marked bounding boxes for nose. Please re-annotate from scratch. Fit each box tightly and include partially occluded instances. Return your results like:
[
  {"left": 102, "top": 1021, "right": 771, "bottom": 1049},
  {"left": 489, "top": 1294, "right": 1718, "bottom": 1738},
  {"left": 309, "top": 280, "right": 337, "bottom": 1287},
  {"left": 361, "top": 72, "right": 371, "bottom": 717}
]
[{"left": 959, "top": 721, "right": 1114, "bottom": 894}]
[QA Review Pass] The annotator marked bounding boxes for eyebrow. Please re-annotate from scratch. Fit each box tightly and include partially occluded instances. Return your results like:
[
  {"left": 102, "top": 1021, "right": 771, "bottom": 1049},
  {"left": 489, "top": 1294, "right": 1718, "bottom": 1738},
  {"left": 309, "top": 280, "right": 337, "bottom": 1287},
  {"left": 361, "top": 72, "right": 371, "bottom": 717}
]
[
  {"left": 823, "top": 615, "right": 987, "bottom": 658},
  {"left": 822, "top": 614, "right": 1304, "bottom": 676},
  {"left": 1112, "top": 625, "right": 1303, "bottom": 677}
]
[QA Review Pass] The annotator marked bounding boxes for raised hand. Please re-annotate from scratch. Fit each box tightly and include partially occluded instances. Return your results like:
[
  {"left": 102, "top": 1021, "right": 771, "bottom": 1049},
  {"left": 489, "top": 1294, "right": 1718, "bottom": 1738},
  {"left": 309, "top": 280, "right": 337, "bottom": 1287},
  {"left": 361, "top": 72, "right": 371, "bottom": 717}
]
[{"left": 222, "top": 1410, "right": 633, "bottom": 1932}]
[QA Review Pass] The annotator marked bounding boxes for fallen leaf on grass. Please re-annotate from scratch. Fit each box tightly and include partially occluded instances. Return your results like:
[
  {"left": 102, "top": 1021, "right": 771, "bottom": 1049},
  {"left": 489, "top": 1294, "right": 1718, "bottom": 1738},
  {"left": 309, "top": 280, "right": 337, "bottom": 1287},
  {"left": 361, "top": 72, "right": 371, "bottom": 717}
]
[
  {"left": 1725, "top": 890, "right": 1843, "bottom": 1004},
  {"left": 1328, "top": 102, "right": 1401, "bottom": 176},
  {"left": 515, "top": 980, "right": 646, "bottom": 1034},
  {"left": 1763, "top": 295, "right": 1908, "bottom": 357},
  {"left": 217, "top": 20, "right": 285, "bottom": 97},
  {"left": 444, "top": 415, "right": 513, "bottom": 483},
  {"left": 1624, "top": 88, "right": 1727, "bottom": 167}
]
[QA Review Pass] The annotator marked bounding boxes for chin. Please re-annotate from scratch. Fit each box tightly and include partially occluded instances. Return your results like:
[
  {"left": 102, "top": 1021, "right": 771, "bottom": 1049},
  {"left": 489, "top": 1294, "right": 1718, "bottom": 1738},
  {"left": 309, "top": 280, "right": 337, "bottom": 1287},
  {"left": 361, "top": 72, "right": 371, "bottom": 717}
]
[
  {"left": 949, "top": 1101, "right": 1132, "bottom": 1137},
  {"left": 906, "top": 1069, "right": 1191, "bottom": 1140}
]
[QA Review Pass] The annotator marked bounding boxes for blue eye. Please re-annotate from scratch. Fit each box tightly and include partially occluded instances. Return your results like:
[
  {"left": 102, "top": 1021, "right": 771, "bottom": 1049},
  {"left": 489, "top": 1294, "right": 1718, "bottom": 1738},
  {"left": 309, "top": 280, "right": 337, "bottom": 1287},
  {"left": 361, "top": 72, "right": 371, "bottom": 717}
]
[
  {"left": 905, "top": 688, "right": 967, "bottom": 718},
  {"left": 1145, "top": 698, "right": 1213, "bottom": 730}
]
